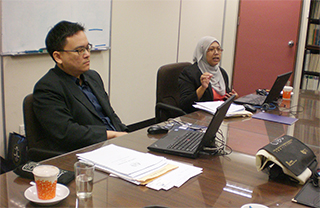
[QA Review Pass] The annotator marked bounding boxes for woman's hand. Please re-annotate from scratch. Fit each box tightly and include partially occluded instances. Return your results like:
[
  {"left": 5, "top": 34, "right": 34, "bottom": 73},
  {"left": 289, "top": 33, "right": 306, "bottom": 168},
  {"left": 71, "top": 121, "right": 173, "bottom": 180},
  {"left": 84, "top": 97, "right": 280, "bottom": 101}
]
[
  {"left": 224, "top": 89, "right": 239, "bottom": 100},
  {"left": 200, "top": 72, "right": 213, "bottom": 89},
  {"left": 197, "top": 72, "right": 213, "bottom": 100}
]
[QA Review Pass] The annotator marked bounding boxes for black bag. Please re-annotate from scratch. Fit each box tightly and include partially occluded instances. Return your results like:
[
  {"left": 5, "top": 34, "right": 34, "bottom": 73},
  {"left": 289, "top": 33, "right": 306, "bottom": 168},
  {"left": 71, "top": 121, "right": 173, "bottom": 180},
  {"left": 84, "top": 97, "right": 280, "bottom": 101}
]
[
  {"left": 256, "top": 135, "right": 318, "bottom": 185},
  {"left": 0, "top": 156, "right": 15, "bottom": 174},
  {"left": 13, "top": 161, "right": 74, "bottom": 185},
  {"left": 7, "top": 132, "right": 28, "bottom": 168}
]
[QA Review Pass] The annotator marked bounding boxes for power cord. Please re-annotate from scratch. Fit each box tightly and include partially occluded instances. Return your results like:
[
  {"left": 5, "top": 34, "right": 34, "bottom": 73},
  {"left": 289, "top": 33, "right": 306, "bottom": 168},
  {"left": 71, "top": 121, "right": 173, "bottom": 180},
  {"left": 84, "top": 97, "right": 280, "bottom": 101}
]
[
  {"left": 201, "top": 129, "right": 233, "bottom": 156},
  {"left": 278, "top": 104, "right": 304, "bottom": 116},
  {"left": 254, "top": 103, "right": 277, "bottom": 111}
]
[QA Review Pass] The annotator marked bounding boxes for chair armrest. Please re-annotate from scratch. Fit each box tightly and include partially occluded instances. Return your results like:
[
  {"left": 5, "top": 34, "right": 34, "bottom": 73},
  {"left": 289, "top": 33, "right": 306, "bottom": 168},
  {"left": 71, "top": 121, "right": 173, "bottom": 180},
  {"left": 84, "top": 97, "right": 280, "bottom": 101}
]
[
  {"left": 27, "top": 148, "right": 64, "bottom": 162},
  {"left": 155, "top": 102, "right": 186, "bottom": 123}
]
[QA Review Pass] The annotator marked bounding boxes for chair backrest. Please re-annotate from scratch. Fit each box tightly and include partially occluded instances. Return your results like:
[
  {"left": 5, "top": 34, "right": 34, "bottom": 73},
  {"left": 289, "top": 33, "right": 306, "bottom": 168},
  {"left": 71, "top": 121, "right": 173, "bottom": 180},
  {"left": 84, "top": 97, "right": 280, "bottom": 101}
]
[
  {"left": 23, "top": 94, "right": 48, "bottom": 149},
  {"left": 156, "top": 62, "right": 192, "bottom": 106},
  {"left": 156, "top": 62, "right": 191, "bottom": 122}
]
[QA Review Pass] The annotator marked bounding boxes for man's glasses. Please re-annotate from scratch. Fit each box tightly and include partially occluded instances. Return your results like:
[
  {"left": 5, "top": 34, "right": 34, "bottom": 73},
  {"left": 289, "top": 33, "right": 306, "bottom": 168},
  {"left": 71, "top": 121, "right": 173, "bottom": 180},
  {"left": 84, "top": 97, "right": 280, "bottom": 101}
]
[{"left": 58, "top": 43, "right": 92, "bottom": 55}]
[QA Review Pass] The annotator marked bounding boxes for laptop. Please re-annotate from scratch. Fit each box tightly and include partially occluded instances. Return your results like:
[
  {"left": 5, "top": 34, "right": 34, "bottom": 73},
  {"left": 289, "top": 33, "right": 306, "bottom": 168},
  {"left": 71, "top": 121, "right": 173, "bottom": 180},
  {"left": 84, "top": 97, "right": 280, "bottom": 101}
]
[
  {"left": 234, "top": 71, "right": 292, "bottom": 106},
  {"left": 148, "top": 95, "right": 235, "bottom": 158}
]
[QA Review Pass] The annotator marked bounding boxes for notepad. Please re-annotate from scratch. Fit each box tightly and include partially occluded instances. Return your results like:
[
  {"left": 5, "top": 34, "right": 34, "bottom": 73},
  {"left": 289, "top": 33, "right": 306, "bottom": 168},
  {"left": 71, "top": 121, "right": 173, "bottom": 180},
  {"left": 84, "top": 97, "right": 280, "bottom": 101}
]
[
  {"left": 193, "top": 101, "right": 252, "bottom": 118},
  {"left": 252, "top": 112, "right": 298, "bottom": 125}
]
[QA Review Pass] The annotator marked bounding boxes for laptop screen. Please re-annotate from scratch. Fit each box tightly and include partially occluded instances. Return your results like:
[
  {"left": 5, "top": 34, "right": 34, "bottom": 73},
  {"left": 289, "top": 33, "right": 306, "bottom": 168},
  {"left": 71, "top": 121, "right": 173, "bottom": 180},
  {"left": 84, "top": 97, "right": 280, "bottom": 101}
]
[
  {"left": 264, "top": 71, "right": 292, "bottom": 104},
  {"left": 199, "top": 94, "right": 236, "bottom": 149}
]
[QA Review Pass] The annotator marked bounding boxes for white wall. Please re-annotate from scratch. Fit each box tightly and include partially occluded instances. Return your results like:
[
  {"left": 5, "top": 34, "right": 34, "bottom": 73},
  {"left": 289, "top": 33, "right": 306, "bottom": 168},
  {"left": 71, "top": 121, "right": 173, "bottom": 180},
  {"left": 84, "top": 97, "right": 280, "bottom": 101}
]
[
  {"left": 178, "top": 0, "right": 225, "bottom": 62},
  {"left": 109, "top": 0, "right": 181, "bottom": 125},
  {"left": 110, "top": 0, "right": 226, "bottom": 125}
]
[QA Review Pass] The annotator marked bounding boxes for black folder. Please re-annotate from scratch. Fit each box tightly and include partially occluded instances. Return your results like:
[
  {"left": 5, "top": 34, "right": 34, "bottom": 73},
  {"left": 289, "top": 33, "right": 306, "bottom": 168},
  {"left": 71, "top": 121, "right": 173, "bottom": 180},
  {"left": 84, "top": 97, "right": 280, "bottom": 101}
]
[{"left": 292, "top": 180, "right": 320, "bottom": 208}]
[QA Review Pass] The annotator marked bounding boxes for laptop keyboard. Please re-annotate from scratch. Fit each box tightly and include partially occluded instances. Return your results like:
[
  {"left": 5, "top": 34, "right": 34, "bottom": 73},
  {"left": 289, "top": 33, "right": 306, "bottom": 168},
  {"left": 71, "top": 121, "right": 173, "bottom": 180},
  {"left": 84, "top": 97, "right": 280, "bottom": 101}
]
[
  {"left": 167, "top": 131, "right": 203, "bottom": 152},
  {"left": 251, "top": 95, "right": 265, "bottom": 105}
]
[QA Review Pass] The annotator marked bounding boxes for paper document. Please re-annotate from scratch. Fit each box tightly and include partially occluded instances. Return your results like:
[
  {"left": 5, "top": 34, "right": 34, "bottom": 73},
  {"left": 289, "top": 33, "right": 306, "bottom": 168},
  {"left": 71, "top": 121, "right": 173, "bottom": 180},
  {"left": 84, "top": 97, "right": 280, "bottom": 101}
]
[
  {"left": 76, "top": 144, "right": 202, "bottom": 190},
  {"left": 193, "top": 101, "right": 252, "bottom": 117}
]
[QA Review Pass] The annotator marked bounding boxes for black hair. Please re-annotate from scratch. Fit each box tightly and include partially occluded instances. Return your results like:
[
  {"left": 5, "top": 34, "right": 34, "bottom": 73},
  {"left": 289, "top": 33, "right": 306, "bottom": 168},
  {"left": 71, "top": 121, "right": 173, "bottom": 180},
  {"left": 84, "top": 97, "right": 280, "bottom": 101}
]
[{"left": 45, "top": 20, "right": 85, "bottom": 62}]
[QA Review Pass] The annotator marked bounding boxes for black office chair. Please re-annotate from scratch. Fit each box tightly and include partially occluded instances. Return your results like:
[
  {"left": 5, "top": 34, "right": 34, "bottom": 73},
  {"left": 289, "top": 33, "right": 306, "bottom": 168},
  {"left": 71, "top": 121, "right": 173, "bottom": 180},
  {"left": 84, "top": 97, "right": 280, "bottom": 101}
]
[
  {"left": 23, "top": 94, "right": 63, "bottom": 162},
  {"left": 155, "top": 62, "right": 192, "bottom": 123}
]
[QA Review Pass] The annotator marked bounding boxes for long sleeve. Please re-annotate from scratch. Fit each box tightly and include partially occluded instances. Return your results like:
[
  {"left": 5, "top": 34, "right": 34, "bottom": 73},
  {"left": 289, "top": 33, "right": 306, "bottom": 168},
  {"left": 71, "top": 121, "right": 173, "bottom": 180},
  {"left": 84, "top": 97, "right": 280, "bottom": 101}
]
[
  {"left": 178, "top": 63, "right": 230, "bottom": 113},
  {"left": 33, "top": 66, "right": 127, "bottom": 152}
]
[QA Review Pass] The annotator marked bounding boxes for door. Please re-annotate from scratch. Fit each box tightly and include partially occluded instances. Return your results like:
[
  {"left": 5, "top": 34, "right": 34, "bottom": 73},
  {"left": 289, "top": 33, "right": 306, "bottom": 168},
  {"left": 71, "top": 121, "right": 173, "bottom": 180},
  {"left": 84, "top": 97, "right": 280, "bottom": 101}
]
[{"left": 232, "top": 0, "right": 302, "bottom": 97}]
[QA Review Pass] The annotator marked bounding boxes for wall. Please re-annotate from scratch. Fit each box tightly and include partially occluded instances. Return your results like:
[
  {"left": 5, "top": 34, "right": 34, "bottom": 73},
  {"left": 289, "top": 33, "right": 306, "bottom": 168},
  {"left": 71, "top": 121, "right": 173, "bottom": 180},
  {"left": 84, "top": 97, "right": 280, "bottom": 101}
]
[{"left": 110, "top": 0, "right": 227, "bottom": 126}]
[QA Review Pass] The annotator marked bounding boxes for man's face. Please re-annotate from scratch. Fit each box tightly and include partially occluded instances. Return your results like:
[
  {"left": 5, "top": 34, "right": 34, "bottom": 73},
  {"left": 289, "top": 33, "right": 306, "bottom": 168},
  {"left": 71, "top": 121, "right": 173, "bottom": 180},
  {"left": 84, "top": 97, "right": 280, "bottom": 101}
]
[
  {"left": 206, "top": 41, "right": 222, "bottom": 67},
  {"left": 55, "top": 31, "right": 91, "bottom": 78}
]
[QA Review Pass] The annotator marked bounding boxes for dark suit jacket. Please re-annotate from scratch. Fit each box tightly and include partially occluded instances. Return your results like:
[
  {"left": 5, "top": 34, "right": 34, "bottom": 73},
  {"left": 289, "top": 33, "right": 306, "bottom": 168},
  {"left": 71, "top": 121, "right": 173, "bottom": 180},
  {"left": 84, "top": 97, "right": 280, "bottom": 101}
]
[
  {"left": 178, "top": 62, "right": 231, "bottom": 113},
  {"left": 33, "top": 65, "right": 127, "bottom": 152}
]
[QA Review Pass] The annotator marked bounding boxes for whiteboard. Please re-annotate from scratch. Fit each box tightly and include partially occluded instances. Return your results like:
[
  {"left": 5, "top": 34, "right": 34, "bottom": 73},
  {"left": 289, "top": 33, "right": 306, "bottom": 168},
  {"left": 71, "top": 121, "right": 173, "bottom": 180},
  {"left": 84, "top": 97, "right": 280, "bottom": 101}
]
[{"left": 1, "top": 0, "right": 111, "bottom": 54}]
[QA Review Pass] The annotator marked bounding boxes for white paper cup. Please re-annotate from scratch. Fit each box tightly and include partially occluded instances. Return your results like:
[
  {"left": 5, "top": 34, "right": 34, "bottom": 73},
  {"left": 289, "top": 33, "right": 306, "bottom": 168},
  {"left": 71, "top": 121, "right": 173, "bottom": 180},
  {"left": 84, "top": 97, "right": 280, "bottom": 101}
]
[
  {"left": 282, "top": 86, "right": 293, "bottom": 100},
  {"left": 32, "top": 165, "right": 59, "bottom": 200}
]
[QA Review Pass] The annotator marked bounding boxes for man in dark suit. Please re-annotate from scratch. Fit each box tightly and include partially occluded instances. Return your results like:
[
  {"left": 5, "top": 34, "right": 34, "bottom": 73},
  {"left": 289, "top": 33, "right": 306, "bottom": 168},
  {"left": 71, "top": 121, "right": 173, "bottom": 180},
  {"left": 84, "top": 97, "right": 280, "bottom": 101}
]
[{"left": 33, "top": 21, "right": 128, "bottom": 152}]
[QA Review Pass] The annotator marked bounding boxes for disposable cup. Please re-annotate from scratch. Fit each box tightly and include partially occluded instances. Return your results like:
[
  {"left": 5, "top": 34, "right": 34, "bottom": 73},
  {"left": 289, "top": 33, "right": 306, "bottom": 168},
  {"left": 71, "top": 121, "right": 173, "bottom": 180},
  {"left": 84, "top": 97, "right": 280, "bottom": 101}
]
[
  {"left": 282, "top": 86, "right": 293, "bottom": 100},
  {"left": 74, "top": 161, "right": 95, "bottom": 198},
  {"left": 32, "top": 165, "right": 59, "bottom": 200}
]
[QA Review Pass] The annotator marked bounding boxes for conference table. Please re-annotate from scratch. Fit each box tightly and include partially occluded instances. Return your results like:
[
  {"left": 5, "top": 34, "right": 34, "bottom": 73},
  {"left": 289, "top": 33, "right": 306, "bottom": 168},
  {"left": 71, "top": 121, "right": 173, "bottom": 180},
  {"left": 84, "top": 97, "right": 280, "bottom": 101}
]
[{"left": 1, "top": 90, "right": 319, "bottom": 207}]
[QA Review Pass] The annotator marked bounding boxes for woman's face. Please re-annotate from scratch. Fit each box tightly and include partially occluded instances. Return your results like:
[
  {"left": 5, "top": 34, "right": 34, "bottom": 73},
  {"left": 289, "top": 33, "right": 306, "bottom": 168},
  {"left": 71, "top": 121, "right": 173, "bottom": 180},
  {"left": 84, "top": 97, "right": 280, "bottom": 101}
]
[{"left": 206, "top": 41, "right": 222, "bottom": 66}]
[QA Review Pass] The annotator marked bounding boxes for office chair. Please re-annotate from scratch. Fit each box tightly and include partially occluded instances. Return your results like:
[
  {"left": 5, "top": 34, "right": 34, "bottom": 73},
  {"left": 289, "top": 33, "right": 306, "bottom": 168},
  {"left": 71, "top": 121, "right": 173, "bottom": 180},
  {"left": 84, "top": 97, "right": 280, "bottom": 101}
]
[
  {"left": 155, "top": 62, "right": 191, "bottom": 123},
  {"left": 23, "top": 94, "right": 63, "bottom": 162}
]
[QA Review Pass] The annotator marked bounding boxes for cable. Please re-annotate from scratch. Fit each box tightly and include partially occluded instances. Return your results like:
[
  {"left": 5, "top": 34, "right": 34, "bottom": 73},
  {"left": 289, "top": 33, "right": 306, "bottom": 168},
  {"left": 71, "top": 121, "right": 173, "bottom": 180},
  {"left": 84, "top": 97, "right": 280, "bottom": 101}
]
[
  {"left": 289, "top": 105, "right": 304, "bottom": 116},
  {"left": 254, "top": 103, "right": 277, "bottom": 111},
  {"left": 201, "top": 129, "right": 233, "bottom": 156}
]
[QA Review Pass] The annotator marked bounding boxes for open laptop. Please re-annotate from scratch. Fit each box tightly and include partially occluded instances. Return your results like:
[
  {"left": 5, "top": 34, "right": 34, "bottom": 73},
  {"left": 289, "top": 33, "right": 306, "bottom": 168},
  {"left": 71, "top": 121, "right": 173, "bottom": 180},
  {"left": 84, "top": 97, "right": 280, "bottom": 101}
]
[
  {"left": 234, "top": 71, "right": 292, "bottom": 106},
  {"left": 148, "top": 95, "right": 235, "bottom": 158}
]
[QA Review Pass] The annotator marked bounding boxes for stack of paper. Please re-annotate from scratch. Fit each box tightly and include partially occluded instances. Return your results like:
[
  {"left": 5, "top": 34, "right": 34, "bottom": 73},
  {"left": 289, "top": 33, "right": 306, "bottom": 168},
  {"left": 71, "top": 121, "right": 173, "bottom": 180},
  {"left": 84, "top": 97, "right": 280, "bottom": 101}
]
[
  {"left": 76, "top": 144, "right": 202, "bottom": 190},
  {"left": 193, "top": 101, "right": 252, "bottom": 118}
]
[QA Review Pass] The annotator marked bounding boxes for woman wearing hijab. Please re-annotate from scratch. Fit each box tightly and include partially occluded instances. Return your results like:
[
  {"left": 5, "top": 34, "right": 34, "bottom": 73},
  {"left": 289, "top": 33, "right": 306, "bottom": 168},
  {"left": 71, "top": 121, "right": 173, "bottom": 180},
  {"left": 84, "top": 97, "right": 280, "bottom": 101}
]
[{"left": 179, "top": 36, "right": 238, "bottom": 113}]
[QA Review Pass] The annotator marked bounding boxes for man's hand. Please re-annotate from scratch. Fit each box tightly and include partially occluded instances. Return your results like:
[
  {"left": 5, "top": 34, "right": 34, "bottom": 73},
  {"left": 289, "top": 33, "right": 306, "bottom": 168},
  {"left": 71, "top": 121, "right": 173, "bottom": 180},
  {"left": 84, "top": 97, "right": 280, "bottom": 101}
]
[{"left": 107, "top": 131, "right": 128, "bottom": 139}]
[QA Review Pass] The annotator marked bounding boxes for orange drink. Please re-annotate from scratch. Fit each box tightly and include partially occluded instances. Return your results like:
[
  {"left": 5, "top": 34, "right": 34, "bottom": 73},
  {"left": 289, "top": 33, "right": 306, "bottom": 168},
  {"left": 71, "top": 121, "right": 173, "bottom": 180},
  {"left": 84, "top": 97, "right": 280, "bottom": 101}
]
[
  {"left": 33, "top": 165, "right": 59, "bottom": 200},
  {"left": 282, "top": 86, "right": 293, "bottom": 100}
]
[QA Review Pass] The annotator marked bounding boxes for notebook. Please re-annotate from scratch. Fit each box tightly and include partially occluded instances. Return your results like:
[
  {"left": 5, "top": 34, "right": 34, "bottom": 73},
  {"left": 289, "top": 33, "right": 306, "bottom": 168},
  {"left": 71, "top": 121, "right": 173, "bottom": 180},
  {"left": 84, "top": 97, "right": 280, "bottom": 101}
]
[
  {"left": 147, "top": 95, "right": 235, "bottom": 158},
  {"left": 234, "top": 71, "right": 292, "bottom": 106}
]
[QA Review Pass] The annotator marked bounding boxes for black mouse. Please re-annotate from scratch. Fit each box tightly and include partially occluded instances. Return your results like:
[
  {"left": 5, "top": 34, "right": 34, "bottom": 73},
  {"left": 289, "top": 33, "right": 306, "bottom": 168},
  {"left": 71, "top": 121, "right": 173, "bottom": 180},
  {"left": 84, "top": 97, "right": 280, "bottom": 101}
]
[
  {"left": 147, "top": 125, "right": 169, "bottom": 134},
  {"left": 243, "top": 104, "right": 257, "bottom": 113}
]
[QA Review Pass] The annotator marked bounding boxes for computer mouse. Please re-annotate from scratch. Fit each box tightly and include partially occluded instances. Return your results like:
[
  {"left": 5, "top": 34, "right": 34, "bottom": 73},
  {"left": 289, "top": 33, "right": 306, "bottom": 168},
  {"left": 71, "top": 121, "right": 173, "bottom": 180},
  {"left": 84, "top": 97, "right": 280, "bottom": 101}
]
[
  {"left": 147, "top": 125, "right": 169, "bottom": 134},
  {"left": 243, "top": 104, "right": 257, "bottom": 113}
]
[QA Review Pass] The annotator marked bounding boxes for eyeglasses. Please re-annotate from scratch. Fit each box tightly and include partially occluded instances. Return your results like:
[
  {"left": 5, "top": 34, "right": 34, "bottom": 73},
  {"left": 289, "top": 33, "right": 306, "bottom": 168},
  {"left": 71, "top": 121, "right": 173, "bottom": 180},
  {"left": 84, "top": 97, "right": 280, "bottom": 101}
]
[
  {"left": 207, "top": 47, "right": 223, "bottom": 53},
  {"left": 58, "top": 43, "right": 92, "bottom": 55}
]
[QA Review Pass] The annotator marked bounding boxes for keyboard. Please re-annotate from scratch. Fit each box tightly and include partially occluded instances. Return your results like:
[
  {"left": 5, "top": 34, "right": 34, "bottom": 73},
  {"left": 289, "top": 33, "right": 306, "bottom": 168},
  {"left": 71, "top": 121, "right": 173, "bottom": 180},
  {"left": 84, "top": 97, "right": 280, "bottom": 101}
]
[
  {"left": 167, "top": 131, "right": 203, "bottom": 152},
  {"left": 249, "top": 95, "right": 266, "bottom": 105}
]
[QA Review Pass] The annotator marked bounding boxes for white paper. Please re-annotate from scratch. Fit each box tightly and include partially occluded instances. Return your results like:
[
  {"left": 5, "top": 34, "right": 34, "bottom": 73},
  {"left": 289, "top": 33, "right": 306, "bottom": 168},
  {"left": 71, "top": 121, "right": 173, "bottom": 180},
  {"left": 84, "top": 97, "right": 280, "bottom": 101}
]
[
  {"left": 193, "top": 101, "right": 245, "bottom": 116},
  {"left": 77, "top": 144, "right": 166, "bottom": 176},
  {"left": 76, "top": 144, "right": 203, "bottom": 191}
]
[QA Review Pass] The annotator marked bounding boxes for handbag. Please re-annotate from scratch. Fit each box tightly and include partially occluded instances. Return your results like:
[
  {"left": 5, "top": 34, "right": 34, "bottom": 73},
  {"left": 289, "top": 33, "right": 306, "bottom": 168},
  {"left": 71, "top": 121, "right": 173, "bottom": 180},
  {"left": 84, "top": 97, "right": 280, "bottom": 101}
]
[
  {"left": 7, "top": 132, "right": 28, "bottom": 167},
  {"left": 256, "top": 135, "right": 318, "bottom": 185}
]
